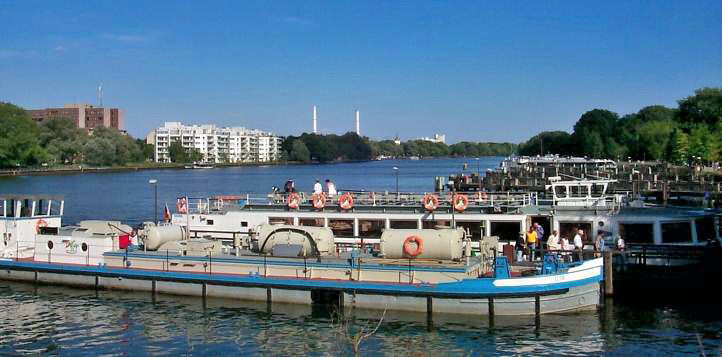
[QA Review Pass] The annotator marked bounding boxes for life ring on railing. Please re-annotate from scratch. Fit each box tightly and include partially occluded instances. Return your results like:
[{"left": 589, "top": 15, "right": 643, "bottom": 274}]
[
  {"left": 287, "top": 192, "right": 302, "bottom": 209},
  {"left": 339, "top": 193, "right": 354, "bottom": 210},
  {"left": 422, "top": 194, "right": 439, "bottom": 212},
  {"left": 403, "top": 235, "right": 424, "bottom": 257},
  {"left": 452, "top": 194, "right": 469, "bottom": 212},
  {"left": 312, "top": 193, "right": 326, "bottom": 209},
  {"left": 176, "top": 197, "right": 188, "bottom": 213},
  {"left": 36, "top": 219, "right": 48, "bottom": 234}
]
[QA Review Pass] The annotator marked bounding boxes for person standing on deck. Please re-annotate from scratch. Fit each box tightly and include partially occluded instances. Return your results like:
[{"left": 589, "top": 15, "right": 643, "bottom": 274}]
[
  {"left": 284, "top": 179, "right": 295, "bottom": 193},
  {"left": 533, "top": 222, "right": 545, "bottom": 255},
  {"left": 526, "top": 227, "right": 538, "bottom": 261},
  {"left": 326, "top": 179, "right": 337, "bottom": 197},
  {"left": 547, "top": 230, "right": 560, "bottom": 250},
  {"left": 516, "top": 233, "right": 527, "bottom": 262},
  {"left": 313, "top": 180, "right": 323, "bottom": 195},
  {"left": 573, "top": 229, "right": 584, "bottom": 261}
]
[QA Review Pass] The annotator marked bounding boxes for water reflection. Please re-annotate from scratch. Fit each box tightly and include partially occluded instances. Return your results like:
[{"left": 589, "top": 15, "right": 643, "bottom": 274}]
[{"left": 5, "top": 281, "right": 718, "bottom": 356}]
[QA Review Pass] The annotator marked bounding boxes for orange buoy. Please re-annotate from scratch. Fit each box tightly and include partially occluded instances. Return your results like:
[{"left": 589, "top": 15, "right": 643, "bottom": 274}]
[
  {"left": 312, "top": 193, "right": 326, "bottom": 209},
  {"left": 403, "top": 235, "right": 424, "bottom": 257},
  {"left": 339, "top": 193, "right": 354, "bottom": 210},
  {"left": 36, "top": 219, "right": 48, "bottom": 234},
  {"left": 422, "top": 194, "right": 439, "bottom": 212},
  {"left": 287, "top": 192, "right": 302, "bottom": 209},
  {"left": 452, "top": 194, "right": 469, "bottom": 212}
]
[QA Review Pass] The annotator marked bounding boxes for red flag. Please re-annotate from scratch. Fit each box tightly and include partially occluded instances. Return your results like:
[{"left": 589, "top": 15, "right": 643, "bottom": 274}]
[{"left": 163, "top": 203, "right": 171, "bottom": 222}]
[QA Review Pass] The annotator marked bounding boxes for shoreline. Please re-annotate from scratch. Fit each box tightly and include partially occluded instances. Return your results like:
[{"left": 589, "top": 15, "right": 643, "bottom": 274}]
[
  {"left": 0, "top": 156, "right": 505, "bottom": 178},
  {"left": 0, "top": 161, "right": 291, "bottom": 177}
]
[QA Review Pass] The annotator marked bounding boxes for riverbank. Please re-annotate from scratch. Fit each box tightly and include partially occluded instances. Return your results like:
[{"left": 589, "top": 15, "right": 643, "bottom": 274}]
[{"left": 0, "top": 161, "right": 290, "bottom": 177}]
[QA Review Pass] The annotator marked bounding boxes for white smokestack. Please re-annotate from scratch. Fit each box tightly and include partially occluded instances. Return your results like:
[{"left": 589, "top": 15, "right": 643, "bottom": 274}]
[
  {"left": 355, "top": 110, "right": 360, "bottom": 136},
  {"left": 312, "top": 105, "right": 318, "bottom": 134}
]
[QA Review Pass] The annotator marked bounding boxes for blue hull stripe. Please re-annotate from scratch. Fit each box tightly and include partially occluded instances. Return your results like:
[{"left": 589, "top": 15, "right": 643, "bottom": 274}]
[{"left": 0, "top": 260, "right": 600, "bottom": 299}]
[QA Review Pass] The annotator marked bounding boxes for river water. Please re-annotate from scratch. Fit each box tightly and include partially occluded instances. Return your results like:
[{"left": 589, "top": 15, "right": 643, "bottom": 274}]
[{"left": 1, "top": 158, "right": 721, "bottom": 355}]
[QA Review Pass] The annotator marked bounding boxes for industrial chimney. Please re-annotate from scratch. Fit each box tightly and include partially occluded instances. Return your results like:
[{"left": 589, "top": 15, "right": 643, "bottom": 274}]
[
  {"left": 355, "top": 110, "right": 360, "bottom": 136},
  {"left": 312, "top": 105, "right": 318, "bottom": 134}
]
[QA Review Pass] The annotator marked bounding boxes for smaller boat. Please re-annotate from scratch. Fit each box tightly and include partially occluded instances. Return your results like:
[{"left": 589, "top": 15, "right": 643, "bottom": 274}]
[{"left": 184, "top": 163, "right": 214, "bottom": 169}]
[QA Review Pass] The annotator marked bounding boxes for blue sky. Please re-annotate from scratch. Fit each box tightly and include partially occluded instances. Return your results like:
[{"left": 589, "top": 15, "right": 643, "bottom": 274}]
[{"left": 1, "top": 1, "right": 720, "bottom": 142}]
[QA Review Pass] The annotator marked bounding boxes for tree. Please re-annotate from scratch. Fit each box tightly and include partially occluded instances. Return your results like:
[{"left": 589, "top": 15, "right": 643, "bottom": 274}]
[
  {"left": 666, "top": 129, "right": 689, "bottom": 165},
  {"left": 517, "top": 131, "right": 573, "bottom": 156},
  {"left": 0, "top": 102, "right": 49, "bottom": 167},
  {"left": 572, "top": 109, "right": 620, "bottom": 158},
  {"left": 677, "top": 87, "right": 722, "bottom": 127},
  {"left": 289, "top": 139, "right": 310, "bottom": 162},
  {"left": 168, "top": 140, "right": 186, "bottom": 163},
  {"left": 688, "top": 124, "right": 717, "bottom": 163},
  {"left": 637, "top": 119, "right": 676, "bottom": 160}
]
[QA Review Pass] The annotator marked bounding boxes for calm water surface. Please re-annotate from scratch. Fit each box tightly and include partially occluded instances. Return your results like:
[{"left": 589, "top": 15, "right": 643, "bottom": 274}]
[{"left": 1, "top": 158, "right": 721, "bottom": 355}]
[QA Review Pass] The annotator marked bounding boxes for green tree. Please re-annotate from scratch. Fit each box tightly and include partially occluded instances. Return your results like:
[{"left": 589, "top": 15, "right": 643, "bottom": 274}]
[
  {"left": 168, "top": 140, "right": 187, "bottom": 163},
  {"left": 289, "top": 139, "right": 310, "bottom": 162},
  {"left": 677, "top": 87, "right": 722, "bottom": 127},
  {"left": 688, "top": 124, "right": 717, "bottom": 163},
  {"left": 0, "top": 102, "right": 49, "bottom": 167},
  {"left": 666, "top": 129, "right": 689, "bottom": 164},
  {"left": 572, "top": 109, "right": 621, "bottom": 158},
  {"left": 517, "top": 131, "right": 573, "bottom": 156},
  {"left": 637, "top": 119, "right": 677, "bottom": 160}
]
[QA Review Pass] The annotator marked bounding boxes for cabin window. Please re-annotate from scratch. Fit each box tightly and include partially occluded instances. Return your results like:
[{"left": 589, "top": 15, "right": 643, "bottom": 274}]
[
  {"left": 661, "top": 221, "right": 692, "bottom": 243},
  {"left": 422, "top": 220, "right": 451, "bottom": 229},
  {"left": 490, "top": 221, "right": 521, "bottom": 242},
  {"left": 619, "top": 223, "right": 654, "bottom": 244},
  {"left": 559, "top": 222, "right": 592, "bottom": 244},
  {"left": 0, "top": 200, "right": 5, "bottom": 217},
  {"left": 81, "top": 242, "right": 88, "bottom": 252},
  {"left": 241, "top": 221, "right": 248, "bottom": 227},
  {"left": 268, "top": 217, "right": 292, "bottom": 225},
  {"left": 695, "top": 217, "right": 715, "bottom": 243},
  {"left": 457, "top": 221, "right": 483, "bottom": 241},
  {"left": 328, "top": 219, "right": 353, "bottom": 237},
  {"left": 554, "top": 186, "right": 567, "bottom": 198},
  {"left": 299, "top": 218, "right": 324, "bottom": 227},
  {"left": 591, "top": 184, "right": 605, "bottom": 197},
  {"left": 358, "top": 220, "right": 383, "bottom": 237},
  {"left": 206, "top": 219, "right": 214, "bottom": 225},
  {"left": 389, "top": 220, "right": 417, "bottom": 229},
  {"left": 47, "top": 241, "right": 54, "bottom": 250}
]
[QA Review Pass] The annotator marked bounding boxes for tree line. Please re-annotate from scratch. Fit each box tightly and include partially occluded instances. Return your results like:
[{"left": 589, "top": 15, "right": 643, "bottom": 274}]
[
  {"left": 0, "top": 102, "right": 153, "bottom": 168},
  {"left": 282, "top": 133, "right": 516, "bottom": 163},
  {"left": 517, "top": 88, "right": 722, "bottom": 164}
]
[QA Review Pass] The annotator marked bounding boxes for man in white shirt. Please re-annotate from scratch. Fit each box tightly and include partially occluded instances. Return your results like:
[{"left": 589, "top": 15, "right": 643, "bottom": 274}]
[
  {"left": 313, "top": 180, "right": 322, "bottom": 195},
  {"left": 573, "top": 229, "right": 584, "bottom": 261},
  {"left": 547, "top": 230, "right": 560, "bottom": 250},
  {"left": 325, "top": 179, "right": 337, "bottom": 197}
]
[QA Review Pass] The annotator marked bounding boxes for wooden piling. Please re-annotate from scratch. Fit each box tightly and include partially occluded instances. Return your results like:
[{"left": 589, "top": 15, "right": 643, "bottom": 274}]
[{"left": 603, "top": 251, "right": 613, "bottom": 296}]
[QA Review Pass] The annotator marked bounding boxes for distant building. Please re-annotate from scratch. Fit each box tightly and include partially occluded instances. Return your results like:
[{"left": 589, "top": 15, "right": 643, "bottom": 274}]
[
  {"left": 150, "top": 122, "right": 282, "bottom": 163},
  {"left": 393, "top": 136, "right": 402, "bottom": 146},
  {"left": 26, "top": 104, "right": 124, "bottom": 131},
  {"left": 417, "top": 133, "right": 445, "bottom": 144}
]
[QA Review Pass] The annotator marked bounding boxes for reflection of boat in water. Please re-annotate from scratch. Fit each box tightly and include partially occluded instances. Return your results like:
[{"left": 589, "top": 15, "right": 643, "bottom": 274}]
[{"left": 408, "top": 156, "right": 420, "bottom": 160}]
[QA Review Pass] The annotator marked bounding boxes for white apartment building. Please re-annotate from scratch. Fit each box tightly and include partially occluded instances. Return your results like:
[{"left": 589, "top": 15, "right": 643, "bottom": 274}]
[
  {"left": 417, "top": 133, "right": 446, "bottom": 144},
  {"left": 150, "top": 122, "right": 282, "bottom": 163}
]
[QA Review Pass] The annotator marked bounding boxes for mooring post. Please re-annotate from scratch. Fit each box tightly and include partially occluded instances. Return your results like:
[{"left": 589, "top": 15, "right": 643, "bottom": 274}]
[
  {"left": 604, "top": 250, "right": 613, "bottom": 296},
  {"left": 534, "top": 295, "right": 541, "bottom": 329}
]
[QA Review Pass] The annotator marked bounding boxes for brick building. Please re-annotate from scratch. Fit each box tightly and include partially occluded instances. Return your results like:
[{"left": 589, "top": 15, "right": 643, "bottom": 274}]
[{"left": 26, "top": 104, "right": 124, "bottom": 131}]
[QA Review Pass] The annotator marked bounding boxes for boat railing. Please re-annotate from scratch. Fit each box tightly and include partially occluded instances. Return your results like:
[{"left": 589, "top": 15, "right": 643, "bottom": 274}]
[{"left": 184, "top": 191, "right": 541, "bottom": 212}]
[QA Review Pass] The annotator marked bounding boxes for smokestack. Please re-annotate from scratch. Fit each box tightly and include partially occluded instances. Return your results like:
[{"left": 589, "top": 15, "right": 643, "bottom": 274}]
[
  {"left": 355, "top": 110, "right": 360, "bottom": 136},
  {"left": 312, "top": 105, "right": 318, "bottom": 134}
]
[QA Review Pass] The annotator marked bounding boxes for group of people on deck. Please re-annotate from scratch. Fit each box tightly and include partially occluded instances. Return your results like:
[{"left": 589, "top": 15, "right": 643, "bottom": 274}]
[
  {"left": 313, "top": 179, "right": 337, "bottom": 197},
  {"left": 283, "top": 179, "right": 337, "bottom": 197},
  {"left": 517, "top": 223, "right": 627, "bottom": 262}
]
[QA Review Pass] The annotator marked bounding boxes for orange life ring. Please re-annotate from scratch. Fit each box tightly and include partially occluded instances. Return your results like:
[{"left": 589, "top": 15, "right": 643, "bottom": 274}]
[
  {"left": 453, "top": 194, "right": 469, "bottom": 212},
  {"left": 339, "top": 193, "right": 354, "bottom": 210},
  {"left": 287, "top": 192, "right": 302, "bottom": 209},
  {"left": 36, "top": 219, "right": 48, "bottom": 234},
  {"left": 176, "top": 198, "right": 188, "bottom": 213},
  {"left": 403, "top": 235, "right": 424, "bottom": 257},
  {"left": 422, "top": 194, "right": 439, "bottom": 212},
  {"left": 312, "top": 193, "right": 326, "bottom": 209}
]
